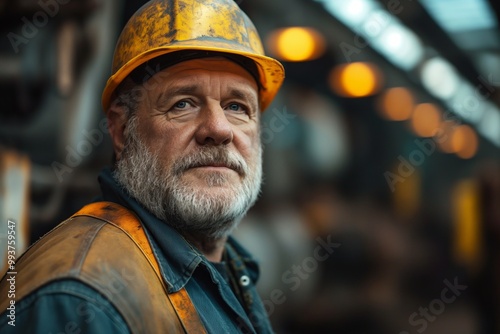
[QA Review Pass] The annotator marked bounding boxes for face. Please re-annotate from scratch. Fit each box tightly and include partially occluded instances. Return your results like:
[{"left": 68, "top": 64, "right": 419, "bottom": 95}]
[{"left": 111, "top": 58, "right": 263, "bottom": 239}]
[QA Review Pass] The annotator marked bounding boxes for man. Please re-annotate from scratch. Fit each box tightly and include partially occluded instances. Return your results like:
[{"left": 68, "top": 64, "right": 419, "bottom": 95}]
[{"left": 0, "top": 0, "right": 284, "bottom": 333}]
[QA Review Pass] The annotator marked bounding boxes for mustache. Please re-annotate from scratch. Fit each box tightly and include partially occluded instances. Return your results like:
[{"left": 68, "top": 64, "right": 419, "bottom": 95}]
[{"left": 172, "top": 146, "right": 247, "bottom": 176}]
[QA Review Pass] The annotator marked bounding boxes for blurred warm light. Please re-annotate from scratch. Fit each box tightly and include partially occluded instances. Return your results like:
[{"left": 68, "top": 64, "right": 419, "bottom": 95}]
[
  {"left": 377, "top": 87, "right": 415, "bottom": 121},
  {"left": 393, "top": 167, "right": 420, "bottom": 218},
  {"left": 329, "top": 62, "right": 382, "bottom": 98},
  {"left": 451, "top": 125, "right": 479, "bottom": 159},
  {"left": 421, "top": 57, "right": 460, "bottom": 100},
  {"left": 266, "top": 27, "right": 326, "bottom": 62},
  {"left": 435, "top": 121, "right": 457, "bottom": 153},
  {"left": 452, "top": 180, "right": 482, "bottom": 273},
  {"left": 410, "top": 103, "right": 441, "bottom": 137}
]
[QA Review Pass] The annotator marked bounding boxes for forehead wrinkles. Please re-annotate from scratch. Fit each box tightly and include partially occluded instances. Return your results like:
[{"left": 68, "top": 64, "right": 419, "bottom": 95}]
[{"left": 162, "top": 70, "right": 255, "bottom": 90}]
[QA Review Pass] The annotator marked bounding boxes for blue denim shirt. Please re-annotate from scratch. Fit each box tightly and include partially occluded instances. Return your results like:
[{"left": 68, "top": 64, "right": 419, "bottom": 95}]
[{"left": 0, "top": 168, "right": 273, "bottom": 334}]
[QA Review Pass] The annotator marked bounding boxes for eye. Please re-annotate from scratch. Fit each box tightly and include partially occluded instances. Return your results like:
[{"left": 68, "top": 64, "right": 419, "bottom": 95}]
[
  {"left": 226, "top": 103, "right": 245, "bottom": 113},
  {"left": 174, "top": 100, "right": 189, "bottom": 109}
]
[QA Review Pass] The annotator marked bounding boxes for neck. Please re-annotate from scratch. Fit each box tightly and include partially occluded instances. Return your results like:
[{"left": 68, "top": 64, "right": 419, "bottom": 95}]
[{"left": 183, "top": 232, "right": 227, "bottom": 262}]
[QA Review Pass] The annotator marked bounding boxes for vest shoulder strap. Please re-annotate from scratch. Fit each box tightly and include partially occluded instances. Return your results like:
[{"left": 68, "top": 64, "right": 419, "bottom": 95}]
[{"left": 72, "top": 201, "right": 207, "bottom": 334}]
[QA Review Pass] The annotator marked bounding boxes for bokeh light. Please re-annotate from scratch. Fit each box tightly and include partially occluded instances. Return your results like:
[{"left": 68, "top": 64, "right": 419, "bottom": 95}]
[
  {"left": 421, "top": 57, "right": 461, "bottom": 100},
  {"left": 451, "top": 125, "right": 479, "bottom": 159},
  {"left": 377, "top": 87, "right": 415, "bottom": 121},
  {"left": 410, "top": 103, "right": 441, "bottom": 137},
  {"left": 452, "top": 180, "right": 482, "bottom": 271},
  {"left": 266, "top": 27, "right": 326, "bottom": 62},
  {"left": 329, "top": 62, "right": 383, "bottom": 98},
  {"left": 435, "top": 121, "right": 457, "bottom": 153}
]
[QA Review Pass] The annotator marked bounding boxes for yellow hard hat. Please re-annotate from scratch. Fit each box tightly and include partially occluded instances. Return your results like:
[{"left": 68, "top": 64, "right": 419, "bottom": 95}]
[{"left": 102, "top": 0, "right": 285, "bottom": 112}]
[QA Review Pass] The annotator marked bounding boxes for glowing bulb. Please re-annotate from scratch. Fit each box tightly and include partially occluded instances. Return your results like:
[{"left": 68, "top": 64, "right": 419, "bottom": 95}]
[
  {"left": 267, "top": 27, "right": 325, "bottom": 62},
  {"left": 329, "top": 62, "right": 382, "bottom": 97},
  {"left": 451, "top": 125, "right": 479, "bottom": 159},
  {"left": 410, "top": 103, "right": 441, "bottom": 137},
  {"left": 378, "top": 87, "right": 415, "bottom": 121}
]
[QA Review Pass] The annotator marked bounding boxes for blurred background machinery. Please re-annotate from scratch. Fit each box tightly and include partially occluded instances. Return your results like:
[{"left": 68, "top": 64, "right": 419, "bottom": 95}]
[{"left": 1, "top": 0, "right": 500, "bottom": 333}]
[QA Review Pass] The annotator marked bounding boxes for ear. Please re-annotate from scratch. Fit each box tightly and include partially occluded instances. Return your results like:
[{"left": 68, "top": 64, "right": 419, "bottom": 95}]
[{"left": 106, "top": 100, "right": 128, "bottom": 161}]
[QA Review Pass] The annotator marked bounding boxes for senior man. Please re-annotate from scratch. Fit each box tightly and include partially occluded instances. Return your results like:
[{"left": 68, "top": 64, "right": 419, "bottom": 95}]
[{"left": 0, "top": 0, "right": 284, "bottom": 333}]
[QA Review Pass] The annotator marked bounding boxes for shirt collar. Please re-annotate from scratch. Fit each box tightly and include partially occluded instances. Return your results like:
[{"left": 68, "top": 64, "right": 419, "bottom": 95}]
[{"left": 97, "top": 167, "right": 261, "bottom": 291}]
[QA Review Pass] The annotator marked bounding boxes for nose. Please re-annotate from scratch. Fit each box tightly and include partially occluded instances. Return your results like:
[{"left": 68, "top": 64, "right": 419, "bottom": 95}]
[{"left": 194, "top": 104, "right": 234, "bottom": 146}]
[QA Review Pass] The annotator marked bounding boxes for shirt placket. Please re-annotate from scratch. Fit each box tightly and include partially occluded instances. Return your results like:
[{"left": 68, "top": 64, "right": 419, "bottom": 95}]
[{"left": 225, "top": 244, "right": 274, "bottom": 334}]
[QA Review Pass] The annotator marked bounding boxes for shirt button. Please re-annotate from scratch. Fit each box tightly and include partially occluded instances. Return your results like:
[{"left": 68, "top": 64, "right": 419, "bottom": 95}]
[{"left": 239, "top": 275, "right": 250, "bottom": 287}]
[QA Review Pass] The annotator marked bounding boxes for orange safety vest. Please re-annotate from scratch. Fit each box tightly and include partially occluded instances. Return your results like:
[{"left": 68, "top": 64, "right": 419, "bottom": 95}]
[{"left": 0, "top": 202, "right": 207, "bottom": 333}]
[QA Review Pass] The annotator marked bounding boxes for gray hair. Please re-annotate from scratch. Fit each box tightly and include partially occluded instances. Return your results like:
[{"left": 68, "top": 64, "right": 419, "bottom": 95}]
[{"left": 112, "top": 78, "right": 143, "bottom": 118}]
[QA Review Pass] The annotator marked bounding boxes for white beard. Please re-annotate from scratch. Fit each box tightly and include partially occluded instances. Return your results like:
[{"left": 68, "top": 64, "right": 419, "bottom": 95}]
[{"left": 113, "top": 116, "right": 263, "bottom": 239}]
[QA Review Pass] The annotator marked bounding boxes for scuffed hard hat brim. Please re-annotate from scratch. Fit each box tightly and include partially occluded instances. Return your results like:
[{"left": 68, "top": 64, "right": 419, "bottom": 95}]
[{"left": 102, "top": 45, "right": 285, "bottom": 113}]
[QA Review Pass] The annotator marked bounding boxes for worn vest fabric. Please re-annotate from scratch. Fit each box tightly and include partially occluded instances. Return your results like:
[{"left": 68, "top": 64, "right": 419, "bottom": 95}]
[{"left": 0, "top": 214, "right": 185, "bottom": 333}]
